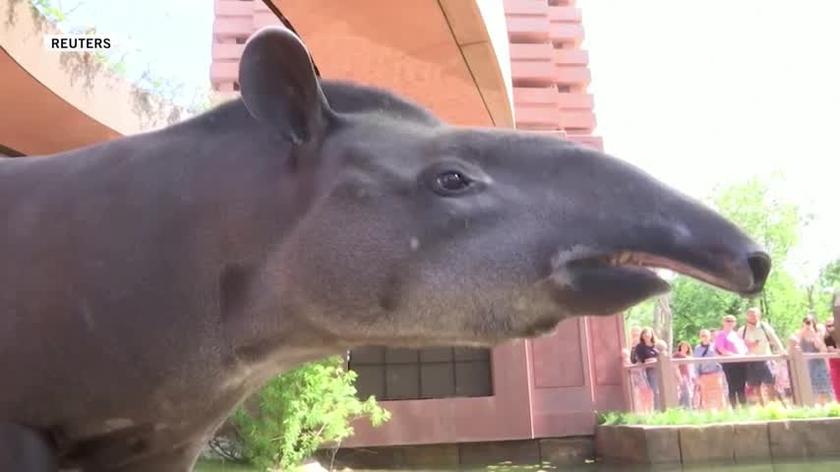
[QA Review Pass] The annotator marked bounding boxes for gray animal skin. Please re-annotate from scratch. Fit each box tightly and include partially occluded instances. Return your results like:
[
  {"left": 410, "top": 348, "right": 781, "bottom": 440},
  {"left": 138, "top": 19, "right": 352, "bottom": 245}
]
[{"left": 0, "top": 25, "right": 770, "bottom": 471}]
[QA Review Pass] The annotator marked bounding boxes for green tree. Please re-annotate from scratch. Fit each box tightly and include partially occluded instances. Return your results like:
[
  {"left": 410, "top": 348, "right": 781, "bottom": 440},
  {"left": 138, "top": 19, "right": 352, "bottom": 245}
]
[
  {"left": 624, "top": 298, "right": 655, "bottom": 335},
  {"left": 670, "top": 276, "right": 747, "bottom": 345},
  {"left": 232, "top": 356, "right": 390, "bottom": 471},
  {"left": 31, "top": 0, "right": 69, "bottom": 22},
  {"left": 806, "top": 258, "right": 840, "bottom": 321},
  {"left": 818, "top": 259, "right": 840, "bottom": 289},
  {"left": 670, "top": 177, "right": 809, "bottom": 343}
]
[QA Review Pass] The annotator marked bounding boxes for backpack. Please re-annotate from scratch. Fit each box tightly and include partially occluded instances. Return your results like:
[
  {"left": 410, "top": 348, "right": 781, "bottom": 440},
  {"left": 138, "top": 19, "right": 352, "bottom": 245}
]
[
  {"left": 740, "top": 322, "right": 777, "bottom": 353},
  {"left": 740, "top": 321, "right": 769, "bottom": 339}
]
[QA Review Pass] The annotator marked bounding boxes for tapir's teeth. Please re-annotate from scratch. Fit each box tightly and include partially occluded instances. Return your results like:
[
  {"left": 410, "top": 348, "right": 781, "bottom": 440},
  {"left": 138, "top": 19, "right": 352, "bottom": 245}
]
[
  {"left": 578, "top": 250, "right": 732, "bottom": 292},
  {"left": 607, "top": 251, "right": 635, "bottom": 266},
  {"left": 604, "top": 251, "right": 658, "bottom": 268},
  {"left": 594, "top": 251, "right": 658, "bottom": 268}
]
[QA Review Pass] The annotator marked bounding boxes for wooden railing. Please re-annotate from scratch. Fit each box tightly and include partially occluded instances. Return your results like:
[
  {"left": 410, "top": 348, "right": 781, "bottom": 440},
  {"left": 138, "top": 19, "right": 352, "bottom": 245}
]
[{"left": 623, "top": 347, "right": 840, "bottom": 412}]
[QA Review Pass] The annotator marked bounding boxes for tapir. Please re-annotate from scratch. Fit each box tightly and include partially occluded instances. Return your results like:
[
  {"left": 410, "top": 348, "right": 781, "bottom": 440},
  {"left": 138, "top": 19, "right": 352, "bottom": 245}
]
[{"left": 0, "top": 25, "right": 770, "bottom": 471}]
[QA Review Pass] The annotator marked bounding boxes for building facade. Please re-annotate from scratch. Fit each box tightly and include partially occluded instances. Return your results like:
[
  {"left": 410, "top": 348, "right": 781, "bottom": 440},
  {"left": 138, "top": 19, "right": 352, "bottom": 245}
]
[{"left": 211, "top": 0, "right": 627, "bottom": 455}]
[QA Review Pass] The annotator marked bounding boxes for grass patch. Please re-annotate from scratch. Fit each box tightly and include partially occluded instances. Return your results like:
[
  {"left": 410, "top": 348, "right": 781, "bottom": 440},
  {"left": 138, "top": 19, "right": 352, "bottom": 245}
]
[{"left": 597, "top": 402, "right": 840, "bottom": 426}]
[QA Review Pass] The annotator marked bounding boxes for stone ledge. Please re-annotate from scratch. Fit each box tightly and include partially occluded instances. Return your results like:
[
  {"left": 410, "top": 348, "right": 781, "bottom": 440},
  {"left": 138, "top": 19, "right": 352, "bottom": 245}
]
[
  {"left": 596, "top": 418, "right": 840, "bottom": 466},
  {"left": 595, "top": 425, "right": 680, "bottom": 465},
  {"left": 769, "top": 418, "right": 840, "bottom": 460},
  {"left": 679, "top": 424, "right": 734, "bottom": 464},
  {"left": 733, "top": 422, "right": 771, "bottom": 463}
]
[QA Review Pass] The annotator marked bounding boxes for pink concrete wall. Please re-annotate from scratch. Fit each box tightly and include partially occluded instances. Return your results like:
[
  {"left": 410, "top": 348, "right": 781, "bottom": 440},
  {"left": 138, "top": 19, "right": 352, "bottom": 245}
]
[
  {"left": 342, "top": 341, "right": 533, "bottom": 447},
  {"left": 506, "top": 0, "right": 625, "bottom": 438},
  {"left": 211, "top": 0, "right": 275, "bottom": 93},
  {"left": 507, "top": 0, "right": 596, "bottom": 135}
]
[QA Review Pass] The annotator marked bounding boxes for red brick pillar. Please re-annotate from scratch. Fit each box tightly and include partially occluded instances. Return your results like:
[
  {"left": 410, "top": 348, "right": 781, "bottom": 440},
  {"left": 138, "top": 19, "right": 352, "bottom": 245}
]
[{"left": 210, "top": 0, "right": 279, "bottom": 99}]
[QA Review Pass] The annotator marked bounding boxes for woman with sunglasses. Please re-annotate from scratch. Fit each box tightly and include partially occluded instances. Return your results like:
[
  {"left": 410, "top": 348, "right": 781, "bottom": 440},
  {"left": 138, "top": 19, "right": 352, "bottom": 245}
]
[
  {"left": 796, "top": 314, "right": 833, "bottom": 403},
  {"left": 715, "top": 315, "right": 749, "bottom": 408}
]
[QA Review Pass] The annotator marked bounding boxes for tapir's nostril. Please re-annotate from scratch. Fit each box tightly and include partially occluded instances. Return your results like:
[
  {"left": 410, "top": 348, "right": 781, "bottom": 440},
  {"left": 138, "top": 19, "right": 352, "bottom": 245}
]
[{"left": 746, "top": 251, "right": 772, "bottom": 292}]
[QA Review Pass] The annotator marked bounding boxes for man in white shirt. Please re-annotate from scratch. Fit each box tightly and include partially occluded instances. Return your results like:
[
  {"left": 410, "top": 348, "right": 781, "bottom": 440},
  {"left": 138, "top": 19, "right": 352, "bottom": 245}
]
[{"left": 740, "top": 307, "right": 786, "bottom": 404}]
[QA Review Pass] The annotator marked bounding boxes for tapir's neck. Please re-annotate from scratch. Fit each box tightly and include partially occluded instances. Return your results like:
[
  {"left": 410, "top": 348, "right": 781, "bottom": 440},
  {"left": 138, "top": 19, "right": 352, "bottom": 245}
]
[
  {"left": 2, "top": 99, "right": 339, "bottom": 379},
  {"left": 164, "top": 101, "right": 345, "bottom": 369}
]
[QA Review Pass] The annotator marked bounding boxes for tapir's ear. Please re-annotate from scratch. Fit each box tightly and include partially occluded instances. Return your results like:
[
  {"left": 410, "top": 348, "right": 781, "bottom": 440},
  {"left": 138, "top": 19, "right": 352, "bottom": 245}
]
[{"left": 239, "top": 26, "right": 332, "bottom": 145}]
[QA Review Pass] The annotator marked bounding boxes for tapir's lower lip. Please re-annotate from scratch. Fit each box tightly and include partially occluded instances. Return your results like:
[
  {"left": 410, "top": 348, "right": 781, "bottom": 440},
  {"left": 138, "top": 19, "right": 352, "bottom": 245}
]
[
  {"left": 569, "top": 250, "right": 750, "bottom": 295},
  {"left": 547, "top": 255, "right": 671, "bottom": 316}
]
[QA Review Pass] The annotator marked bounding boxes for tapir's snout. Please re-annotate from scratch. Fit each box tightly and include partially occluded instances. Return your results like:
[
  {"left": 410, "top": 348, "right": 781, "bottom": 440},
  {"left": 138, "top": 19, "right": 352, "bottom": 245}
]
[
  {"left": 548, "top": 217, "right": 772, "bottom": 317},
  {"left": 633, "top": 202, "right": 774, "bottom": 297},
  {"left": 744, "top": 251, "right": 771, "bottom": 294},
  {"left": 539, "top": 142, "right": 773, "bottom": 316}
]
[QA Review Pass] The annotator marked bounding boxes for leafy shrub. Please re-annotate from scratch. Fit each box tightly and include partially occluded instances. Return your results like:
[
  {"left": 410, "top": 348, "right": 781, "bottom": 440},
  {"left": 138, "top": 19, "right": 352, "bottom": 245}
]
[{"left": 232, "top": 356, "right": 390, "bottom": 471}]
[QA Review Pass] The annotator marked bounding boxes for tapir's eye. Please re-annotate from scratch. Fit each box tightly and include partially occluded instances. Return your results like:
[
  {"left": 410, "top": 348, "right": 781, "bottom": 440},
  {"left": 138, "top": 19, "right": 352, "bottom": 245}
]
[
  {"left": 420, "top": 161, "right": 487, "bottom": 197},
  {"left": 435, "top": 171, "right": 472, "bottom": 193}
]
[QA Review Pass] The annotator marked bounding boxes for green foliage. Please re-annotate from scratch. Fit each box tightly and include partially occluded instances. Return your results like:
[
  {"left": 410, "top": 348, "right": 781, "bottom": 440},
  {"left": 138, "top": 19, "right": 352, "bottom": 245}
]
[
  {"left": 597, "top": 402, "right": 840, "bottom": 426},
  {"left": 669, "top": 276, "right": 745, "bottom": 344},
  {"left": 714, "top": 177, "right": 801, "bottom": 267},
  {"left": 819, "top": 260, "right": 840, "bottom": 290},
  {"left": 810, "top": 259, "right": 840, "bottom": 316},
  {"left": 232, "top": 356, "right": 390, "bottom": 471},
  {"left": 624, "top": 298, "right": 656, "bottom": 333},
  {"left": 31, "top": 0, "right": 66, "bottom": 22},
  {"left": 763, "top": 270, "right": 811, "bottom": 336},
  {"left": 670, "top": 177, "right": 813, "bottom": 343}
]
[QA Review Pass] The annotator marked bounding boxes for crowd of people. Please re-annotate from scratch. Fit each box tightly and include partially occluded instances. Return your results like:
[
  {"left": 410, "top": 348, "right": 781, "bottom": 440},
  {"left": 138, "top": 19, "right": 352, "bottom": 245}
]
[{"left": 625, "top": 307, "right": 840, "bottom": 412}]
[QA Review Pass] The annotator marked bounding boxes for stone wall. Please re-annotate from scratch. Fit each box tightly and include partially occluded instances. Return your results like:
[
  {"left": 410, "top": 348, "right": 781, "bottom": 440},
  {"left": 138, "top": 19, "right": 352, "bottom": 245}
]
[{"left": 596, "top": 418, "right": 840, "bottom": 466}]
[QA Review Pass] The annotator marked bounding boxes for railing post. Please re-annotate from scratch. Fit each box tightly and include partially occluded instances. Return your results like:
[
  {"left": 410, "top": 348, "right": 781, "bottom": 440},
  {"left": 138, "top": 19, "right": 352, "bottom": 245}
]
[
  {"left": 834, "top": 307, "right": 840, "bottom": 346},
  {"left": 789, "top": 344, "right": 814, "bottom": 407},
  {"left": 656, "top": 354, "right": 679, "bottom": 411},
  {"left": 621, "top": 361, "right": 634, "bottom": 412}
]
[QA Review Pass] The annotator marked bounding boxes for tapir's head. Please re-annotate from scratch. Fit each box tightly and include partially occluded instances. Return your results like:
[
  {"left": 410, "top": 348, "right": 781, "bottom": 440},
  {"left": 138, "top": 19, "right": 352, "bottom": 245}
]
[{"left": 237, "top": 26, "right": 770, "bottom": 348}]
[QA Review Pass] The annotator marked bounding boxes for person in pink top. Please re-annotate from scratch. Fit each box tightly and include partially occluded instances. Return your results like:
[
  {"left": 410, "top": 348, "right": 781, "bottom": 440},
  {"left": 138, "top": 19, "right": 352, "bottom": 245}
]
[
  {"left": 825, "top": 318, "right": 840, "bottom": 401},
  {"left": 715, "top": 314, "right": 749, "bottom": 407}
]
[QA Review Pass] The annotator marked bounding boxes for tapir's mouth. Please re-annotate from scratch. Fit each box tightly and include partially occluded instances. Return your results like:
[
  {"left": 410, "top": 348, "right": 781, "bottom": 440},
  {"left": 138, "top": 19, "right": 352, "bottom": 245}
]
[
  {"left": 572, "top": 250, "right": 739, "bottom": 292},
  {"left": 549, "top": 247, "right": 770, "bottom": 316}
]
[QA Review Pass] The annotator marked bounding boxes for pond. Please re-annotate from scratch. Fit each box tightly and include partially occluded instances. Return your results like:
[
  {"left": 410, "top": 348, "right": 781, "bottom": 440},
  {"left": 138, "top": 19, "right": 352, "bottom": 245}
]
[
  {"left": 196, "top": 458, "right": 840, "bottom": 471},
  {"left": 530, "top": 459, "right": 840, "bottom": 472}
]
